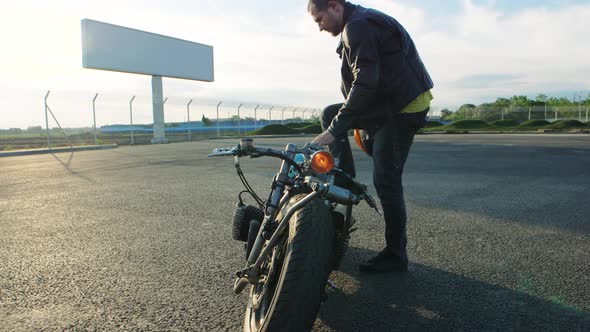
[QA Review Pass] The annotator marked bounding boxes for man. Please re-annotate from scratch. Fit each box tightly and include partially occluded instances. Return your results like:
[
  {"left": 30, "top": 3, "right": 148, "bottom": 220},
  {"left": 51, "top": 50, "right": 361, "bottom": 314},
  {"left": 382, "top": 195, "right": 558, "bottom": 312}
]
[{"left": 308, "top": 0, "right": 434, "bottom": 273}]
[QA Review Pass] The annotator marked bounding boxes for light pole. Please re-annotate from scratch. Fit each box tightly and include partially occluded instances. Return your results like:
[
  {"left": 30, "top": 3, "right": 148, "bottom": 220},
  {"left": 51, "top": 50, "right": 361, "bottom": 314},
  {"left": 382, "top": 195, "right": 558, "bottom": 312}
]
[
  {"left": 302, "top": 108, "right": 308, "bottom": 121},
  {"left": 217, "top": 101, "right": 222, "bottom": 137},
  {"left": 129, "top": 96, "right": 136, "bottom": 145},
  {"left": 92, "top": 93, "right": 99, "bottom": 145},
  {"left": 186, "top": 99, "right": 193, "bottom": 142},
  {"left": 293, "top": 108, "right": 298, "bottom": 122}
]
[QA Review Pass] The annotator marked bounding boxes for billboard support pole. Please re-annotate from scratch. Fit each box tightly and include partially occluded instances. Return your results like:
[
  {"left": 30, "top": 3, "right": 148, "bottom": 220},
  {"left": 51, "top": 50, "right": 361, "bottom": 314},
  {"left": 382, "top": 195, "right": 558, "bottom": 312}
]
[{"left": 151, "top": 76, "right": 168, "bottom": 144}]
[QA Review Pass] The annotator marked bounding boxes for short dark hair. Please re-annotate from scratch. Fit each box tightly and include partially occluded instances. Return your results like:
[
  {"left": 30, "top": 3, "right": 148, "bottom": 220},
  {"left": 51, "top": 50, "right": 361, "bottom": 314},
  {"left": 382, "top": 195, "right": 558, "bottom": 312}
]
[{"left": 308, "top": 0, "right": 346, "bottom": 11}]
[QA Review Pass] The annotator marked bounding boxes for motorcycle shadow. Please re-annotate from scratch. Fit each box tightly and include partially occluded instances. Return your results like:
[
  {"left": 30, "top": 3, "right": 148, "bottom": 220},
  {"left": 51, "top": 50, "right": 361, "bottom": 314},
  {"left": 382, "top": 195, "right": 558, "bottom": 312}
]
[{"left": 315, "top": 247, "right": 589, "bottom": 332}]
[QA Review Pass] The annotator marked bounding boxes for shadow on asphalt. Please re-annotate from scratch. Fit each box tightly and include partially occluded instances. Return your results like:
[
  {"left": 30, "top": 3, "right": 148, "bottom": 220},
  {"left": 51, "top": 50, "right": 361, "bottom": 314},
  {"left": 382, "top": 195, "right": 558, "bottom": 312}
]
[
  {"left": 318, "top": 247, "right": 589, "bottom": 331},
  {"left": 51, "top": 152, "right": 96, "bottom": 184},
  {"left": 403, "top": 143, "right": 590, "bottom": 234}
]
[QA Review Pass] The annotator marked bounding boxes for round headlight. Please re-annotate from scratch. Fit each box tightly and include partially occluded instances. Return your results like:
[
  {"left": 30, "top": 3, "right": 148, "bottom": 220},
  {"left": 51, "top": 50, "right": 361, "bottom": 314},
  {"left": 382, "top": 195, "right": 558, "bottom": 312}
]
[{"left": 310, "top": 151, "right": 335, "bottom": 174}]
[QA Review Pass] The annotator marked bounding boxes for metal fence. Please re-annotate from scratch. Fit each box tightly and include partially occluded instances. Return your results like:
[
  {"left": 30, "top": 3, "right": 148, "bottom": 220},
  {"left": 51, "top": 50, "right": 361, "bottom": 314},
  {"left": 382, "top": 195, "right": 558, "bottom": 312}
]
[
  {"left": 447, "top": 106, "right": 590, "bottom": 123},
  {"left": 0, "top": 90, "right": 323, "bottom": 150}
]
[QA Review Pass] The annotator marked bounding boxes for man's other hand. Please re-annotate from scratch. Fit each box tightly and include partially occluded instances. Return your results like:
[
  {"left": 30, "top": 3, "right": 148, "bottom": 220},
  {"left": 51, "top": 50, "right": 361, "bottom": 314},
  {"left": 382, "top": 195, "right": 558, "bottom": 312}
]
[{"left": 311, "top": 130, "right": 336, "bottom": 146}]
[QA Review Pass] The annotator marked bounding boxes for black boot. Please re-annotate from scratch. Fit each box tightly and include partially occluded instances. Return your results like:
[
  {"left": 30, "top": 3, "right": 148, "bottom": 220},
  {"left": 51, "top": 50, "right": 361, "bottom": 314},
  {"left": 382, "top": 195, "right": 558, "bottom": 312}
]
[{"left": 359, "top": 249, "right": 408, "bottom": 273}]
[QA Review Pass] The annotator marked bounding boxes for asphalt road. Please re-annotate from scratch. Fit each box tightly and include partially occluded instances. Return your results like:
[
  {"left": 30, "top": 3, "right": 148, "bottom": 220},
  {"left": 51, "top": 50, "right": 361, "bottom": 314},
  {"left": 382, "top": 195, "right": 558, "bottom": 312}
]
[{"left": 1, "top": 134, "right": 589, "bottom": 331}]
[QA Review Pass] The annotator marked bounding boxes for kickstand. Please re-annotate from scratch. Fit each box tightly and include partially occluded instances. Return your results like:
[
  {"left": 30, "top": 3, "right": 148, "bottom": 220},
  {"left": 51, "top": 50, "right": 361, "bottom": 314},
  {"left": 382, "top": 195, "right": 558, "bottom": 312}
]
[
  {"left": 321, "top": 280, "right": 341, "bottom": 302},
  {"left": 327, "top": 279, "right": 339, "bottom": 291}
]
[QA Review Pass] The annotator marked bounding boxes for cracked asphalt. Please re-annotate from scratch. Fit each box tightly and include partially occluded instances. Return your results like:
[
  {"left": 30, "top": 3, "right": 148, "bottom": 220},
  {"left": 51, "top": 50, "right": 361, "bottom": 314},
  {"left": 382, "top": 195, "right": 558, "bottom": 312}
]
[{"left": 1, "top": 134, "right": 589, "bottom": 331}]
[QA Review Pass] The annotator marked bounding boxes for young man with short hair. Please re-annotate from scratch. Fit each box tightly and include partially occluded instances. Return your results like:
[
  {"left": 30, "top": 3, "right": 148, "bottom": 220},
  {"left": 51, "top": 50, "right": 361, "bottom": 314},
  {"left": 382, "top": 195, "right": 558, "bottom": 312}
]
[{"left": 309, "top": 0, "right": 434, "bottom": 273}]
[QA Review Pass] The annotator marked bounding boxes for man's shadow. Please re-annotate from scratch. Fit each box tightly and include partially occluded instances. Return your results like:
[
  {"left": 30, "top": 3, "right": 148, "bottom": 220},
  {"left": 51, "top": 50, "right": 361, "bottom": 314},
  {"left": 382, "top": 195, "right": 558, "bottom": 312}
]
[{"left": 317, "top": 247, "right": 589, "bottom": 331}]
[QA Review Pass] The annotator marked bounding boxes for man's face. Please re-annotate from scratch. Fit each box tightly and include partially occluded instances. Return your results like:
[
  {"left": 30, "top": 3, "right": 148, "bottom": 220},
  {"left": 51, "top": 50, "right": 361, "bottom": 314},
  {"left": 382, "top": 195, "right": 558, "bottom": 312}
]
[{"left": 309, "top": 2, "right": 344, "bottom": 37}]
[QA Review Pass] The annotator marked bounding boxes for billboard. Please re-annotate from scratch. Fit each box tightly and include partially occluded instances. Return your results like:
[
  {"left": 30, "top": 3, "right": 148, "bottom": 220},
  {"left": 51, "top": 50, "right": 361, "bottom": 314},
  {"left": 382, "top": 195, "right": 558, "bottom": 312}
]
[{"left": 81, "top": 19, "right": 214, "bottom": 82}]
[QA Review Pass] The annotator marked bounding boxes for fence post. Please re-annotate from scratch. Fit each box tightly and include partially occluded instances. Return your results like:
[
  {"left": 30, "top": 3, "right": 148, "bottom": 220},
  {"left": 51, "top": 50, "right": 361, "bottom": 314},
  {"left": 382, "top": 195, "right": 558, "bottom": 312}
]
[
  {"left": 187, "top": 99, "right": 193, "bottom": 142},
  {"left": 579, "top": 96, "right": 583, "bottom": 121},
  {"left": 555, "top": 107, "right": 558, "bottom": 121},
  {"left": 268, "top": 106, "right": 274, "bottom": 124},
  {"left": 586, "top": 107, "right": 589, "bottom": 122},
  {"left": 282, "top": 107, "right": 287, "bottom": 125},
  {"left": 44, "top": 90, "right": 51, "bottom": 149},
  {"left": 528, "top": 106, "right": 531, "bottom": 121},
  {"left": 544, "top": 103, "right": 547, "bottom": 119},
  {"left": 217, "top": 101, "right": 222, "bottom": 137},
  {"left": 237, "top": 104, "right": 243, "bottom": 136},
  {"left": 129, "top": 96, "right": 136, "bottom": 145},
  {"left": 92, "top": 93, "right": 99, "bottom": 145},
  {"left": 254, "top": 105, "right": 259, "bottom": 129}
]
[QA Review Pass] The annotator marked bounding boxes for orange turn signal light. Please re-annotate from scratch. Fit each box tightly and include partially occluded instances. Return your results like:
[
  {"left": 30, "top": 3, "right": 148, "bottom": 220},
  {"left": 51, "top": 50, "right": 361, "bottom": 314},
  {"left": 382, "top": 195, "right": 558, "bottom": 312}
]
[{"left": 310, "top": 151, "right": 335, "bottom": 174}]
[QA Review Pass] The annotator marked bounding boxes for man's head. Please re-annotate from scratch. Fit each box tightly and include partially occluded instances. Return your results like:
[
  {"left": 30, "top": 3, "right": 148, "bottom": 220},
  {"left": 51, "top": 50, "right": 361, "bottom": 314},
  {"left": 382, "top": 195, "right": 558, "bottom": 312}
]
[{"left": 308, "top": 0, "right": 346, "bottom": 36}]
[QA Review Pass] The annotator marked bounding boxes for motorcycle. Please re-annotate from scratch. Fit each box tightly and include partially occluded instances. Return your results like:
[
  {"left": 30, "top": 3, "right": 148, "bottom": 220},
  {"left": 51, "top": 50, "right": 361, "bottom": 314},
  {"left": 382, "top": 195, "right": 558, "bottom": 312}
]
[{"left": 208, "top": 138, "right": 380, "bottom": 332}]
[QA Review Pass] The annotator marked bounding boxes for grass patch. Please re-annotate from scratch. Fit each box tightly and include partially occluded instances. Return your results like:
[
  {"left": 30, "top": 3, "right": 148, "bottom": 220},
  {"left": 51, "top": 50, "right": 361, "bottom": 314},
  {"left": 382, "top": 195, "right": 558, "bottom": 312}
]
[
  {"left": 285, "top": 122, "right": 311, "bottom": 129},
  {"left": 490, "top": 120, "right": 519, "bottom": 128},
  {"left": 547, "top": 120, "right": 586, "bottom": 129},
  {"left": 246, "top": 124, "right": 300, "bottom": 135},
  {"left": 519, "top": 120, "right": 550, "bottom": 128},
  {"left": 425, "top": 120, "right": 444, "bottom": 128},
  {"left": 442, "top": 120, "right": 490, "bottom": 130},
  {"left": 298, "top": 123, "right": 322, "bottom": 134}
]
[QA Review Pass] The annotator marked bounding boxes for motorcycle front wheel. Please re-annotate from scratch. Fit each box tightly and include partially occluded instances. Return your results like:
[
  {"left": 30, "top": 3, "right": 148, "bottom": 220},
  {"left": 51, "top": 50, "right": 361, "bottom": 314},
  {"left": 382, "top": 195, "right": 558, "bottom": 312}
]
[{"left": 243, "top": 194, "right": 334, "bottom": 332}]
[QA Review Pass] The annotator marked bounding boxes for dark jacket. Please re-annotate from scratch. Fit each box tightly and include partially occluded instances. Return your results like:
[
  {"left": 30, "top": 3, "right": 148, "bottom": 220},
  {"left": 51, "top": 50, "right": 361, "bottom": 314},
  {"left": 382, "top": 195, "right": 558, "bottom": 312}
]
[{"left": 327, "top": 2, "right": 434, "bottom": 138}]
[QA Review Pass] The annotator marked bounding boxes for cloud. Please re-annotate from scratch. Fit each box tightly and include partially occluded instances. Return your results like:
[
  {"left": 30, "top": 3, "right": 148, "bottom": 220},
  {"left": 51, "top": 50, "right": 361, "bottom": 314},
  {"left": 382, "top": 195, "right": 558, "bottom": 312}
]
[
  {"left": 422, "top": 0, "right": 590, "bottom": 107},
  {"left": 2, "top": 0, "right": 590, "bottom": 128},
  {"left": 451, "top": 74, "right": 523, "bottom": 89}
]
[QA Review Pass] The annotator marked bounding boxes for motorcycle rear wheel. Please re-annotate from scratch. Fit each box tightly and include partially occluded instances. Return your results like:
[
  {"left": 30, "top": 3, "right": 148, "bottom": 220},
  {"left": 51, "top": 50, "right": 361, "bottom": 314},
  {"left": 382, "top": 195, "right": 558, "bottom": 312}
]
[{"left": 243, "top": 194, "right": 334, "bottom": 332}]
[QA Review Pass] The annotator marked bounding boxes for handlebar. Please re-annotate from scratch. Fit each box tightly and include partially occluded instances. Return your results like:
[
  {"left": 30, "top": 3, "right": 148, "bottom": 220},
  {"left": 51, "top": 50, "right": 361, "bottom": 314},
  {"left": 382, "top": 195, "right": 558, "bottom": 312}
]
[{"left": 207, "top": 140, "right": 381, "bottom": 215}]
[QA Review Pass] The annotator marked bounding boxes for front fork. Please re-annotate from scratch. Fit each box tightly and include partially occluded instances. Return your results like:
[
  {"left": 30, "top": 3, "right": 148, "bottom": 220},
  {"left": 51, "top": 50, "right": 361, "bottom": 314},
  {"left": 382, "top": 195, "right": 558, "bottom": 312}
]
[{"left": 233, "top": 144, "right": 297, "bottom": 294}]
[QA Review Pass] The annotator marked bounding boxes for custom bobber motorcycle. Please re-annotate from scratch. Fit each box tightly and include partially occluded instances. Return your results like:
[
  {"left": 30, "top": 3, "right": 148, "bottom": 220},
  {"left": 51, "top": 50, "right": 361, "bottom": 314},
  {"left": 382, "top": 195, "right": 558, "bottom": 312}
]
[{"left": 208, "top": 138, "right": 379, "bottom": 332}]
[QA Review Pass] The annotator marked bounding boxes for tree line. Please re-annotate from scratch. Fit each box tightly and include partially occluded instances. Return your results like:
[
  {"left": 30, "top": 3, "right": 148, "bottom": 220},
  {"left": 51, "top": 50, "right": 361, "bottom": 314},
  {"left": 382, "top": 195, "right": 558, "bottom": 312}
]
[{"left": 441, "top": 94, "right": 590, "bottom": 121}]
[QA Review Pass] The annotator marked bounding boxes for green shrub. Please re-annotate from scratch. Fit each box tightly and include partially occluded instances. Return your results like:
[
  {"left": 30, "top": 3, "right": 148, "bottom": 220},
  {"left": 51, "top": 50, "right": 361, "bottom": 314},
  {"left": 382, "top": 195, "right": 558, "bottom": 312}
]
[
  {"left": 443, "top": 120, "right": 490, "bottom": 129},
  {"left": 285, "top": 122, "right": 310, "bottom": 129},
  {"left": 247, "top": 124, "right": 300, "bottom": 135},
  {"left": 425, "top": 121, "right": 444, "bottom": 128},
  {"left": 519, "top": 120, "right": 550, "bottom": 128},
  {"left": 547, "top": 120, "right": 586, "bottom": 129},
  {"left": 298, "top": 123, "right": 322, "bottom": 134},
  {"left": 490, "top": 120, "right": 519, "bottom": 127}
]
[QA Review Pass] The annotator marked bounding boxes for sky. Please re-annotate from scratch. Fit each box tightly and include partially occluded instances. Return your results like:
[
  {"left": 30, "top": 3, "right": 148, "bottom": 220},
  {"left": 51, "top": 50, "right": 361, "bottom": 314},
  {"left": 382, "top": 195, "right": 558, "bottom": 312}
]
[{"left": 0, "top": 0, "right": 589, "bottom": 129}]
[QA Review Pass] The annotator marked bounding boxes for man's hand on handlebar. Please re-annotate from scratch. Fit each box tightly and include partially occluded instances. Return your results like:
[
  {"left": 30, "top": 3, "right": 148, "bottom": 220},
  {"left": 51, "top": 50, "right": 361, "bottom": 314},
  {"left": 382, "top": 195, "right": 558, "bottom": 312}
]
[{"left": 311, "top": 130, "right": 335, "bottom": 147}]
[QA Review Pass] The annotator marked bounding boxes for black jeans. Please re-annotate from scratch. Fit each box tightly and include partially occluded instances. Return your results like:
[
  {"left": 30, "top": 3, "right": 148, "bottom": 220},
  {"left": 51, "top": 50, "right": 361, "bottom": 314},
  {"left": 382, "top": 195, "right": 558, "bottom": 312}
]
[{"left": 321, "top": 104, "right": 428, "bottom": 263}]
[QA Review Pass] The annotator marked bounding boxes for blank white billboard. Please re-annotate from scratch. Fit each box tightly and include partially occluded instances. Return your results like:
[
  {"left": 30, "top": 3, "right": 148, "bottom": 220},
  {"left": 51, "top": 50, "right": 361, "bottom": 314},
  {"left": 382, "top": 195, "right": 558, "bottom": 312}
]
[{"left": 81, "top": 19, "right": 214, "bottom": 82}]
